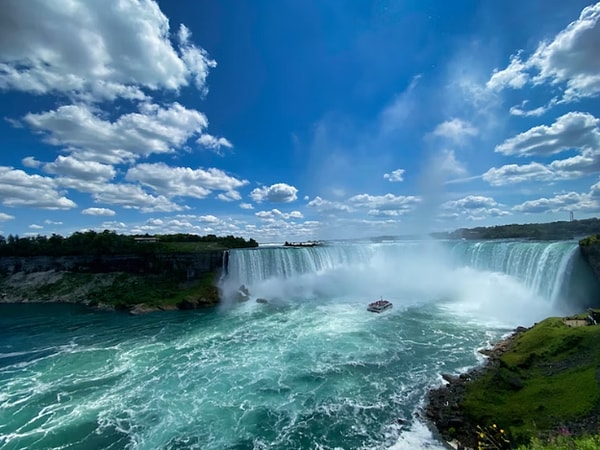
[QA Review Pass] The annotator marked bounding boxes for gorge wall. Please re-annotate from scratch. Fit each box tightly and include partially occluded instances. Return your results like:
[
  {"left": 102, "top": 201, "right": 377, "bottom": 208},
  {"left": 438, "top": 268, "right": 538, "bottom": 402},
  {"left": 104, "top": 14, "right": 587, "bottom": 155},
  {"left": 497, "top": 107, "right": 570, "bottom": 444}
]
[
  {"left": 0, "top": 252, "right": 225, "bottom": 280},
  {"left": 579, "top": 238, "right": 600, "bottom": 282}
]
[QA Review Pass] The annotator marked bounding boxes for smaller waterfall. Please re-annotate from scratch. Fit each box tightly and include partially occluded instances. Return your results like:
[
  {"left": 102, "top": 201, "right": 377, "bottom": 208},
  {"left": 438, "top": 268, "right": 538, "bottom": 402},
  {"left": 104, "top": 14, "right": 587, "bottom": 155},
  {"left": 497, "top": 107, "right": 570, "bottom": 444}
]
[{"left": 446, "top": 240, "right": 578, "bottom": 303}]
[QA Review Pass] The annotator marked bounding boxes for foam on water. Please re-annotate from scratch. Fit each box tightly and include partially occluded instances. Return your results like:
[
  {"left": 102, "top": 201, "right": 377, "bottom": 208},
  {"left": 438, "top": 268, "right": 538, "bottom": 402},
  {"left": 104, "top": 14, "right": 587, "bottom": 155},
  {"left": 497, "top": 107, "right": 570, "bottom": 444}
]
[{"left": 0, "top": 240, "right": 590, "bottom": 449}]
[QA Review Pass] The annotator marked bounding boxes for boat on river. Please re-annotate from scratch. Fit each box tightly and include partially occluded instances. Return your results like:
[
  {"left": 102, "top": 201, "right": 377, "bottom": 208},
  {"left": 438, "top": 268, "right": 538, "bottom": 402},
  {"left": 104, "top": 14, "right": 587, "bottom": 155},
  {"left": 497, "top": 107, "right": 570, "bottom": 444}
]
[{"left": 367, "top": 299, "right": 393, "bottom": 313}]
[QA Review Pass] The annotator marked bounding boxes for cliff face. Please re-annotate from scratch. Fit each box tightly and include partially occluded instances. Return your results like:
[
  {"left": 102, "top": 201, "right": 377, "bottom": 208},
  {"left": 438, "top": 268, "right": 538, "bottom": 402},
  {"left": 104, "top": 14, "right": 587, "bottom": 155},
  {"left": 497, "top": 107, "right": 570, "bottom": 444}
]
[
  {"left": 579, "top": 237, "right": 600, "bottom": 281},
  {"left": 0, "top": 252, "right": 225, "bottom": 310},
  {"left": 0, "top": 252, "right": 225, "bottom": 280}
]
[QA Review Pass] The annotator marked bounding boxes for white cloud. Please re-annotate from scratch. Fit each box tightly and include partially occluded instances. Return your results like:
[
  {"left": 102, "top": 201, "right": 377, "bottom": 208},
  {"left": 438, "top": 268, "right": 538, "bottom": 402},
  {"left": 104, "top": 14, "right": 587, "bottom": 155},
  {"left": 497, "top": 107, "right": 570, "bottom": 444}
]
[
  {"left": 0, "top": 0, "right": 215, "bottom": 102},
  {"left": 509, "top": 99, "right": 556, "bottom": 117},
  {"left": 441, "top": 195, "right": 511, "bottom": 220},
  {"left": 383, "top": 169, "right": 405, "bottom": 182},
  {"left": 0, "top": 213, "right": 15, "bottom": 221},
  {"left": 239, "top": 203, "right": 254, "bottom": 210},
  {"left": 22, "top": 156, "right": 41, "bottom": 168},
  {"left": 199, "top": 215, "right": 219, "bottom": 224},
  {"left": 514, "top": 192, "right": 593, "bottom": 214},
  {"left": 44, "top": 219, "right": 63, "bottom": 225},
  {"left": 487, "top": 3, "right": 600, "bottom": 101},
  {"left": 348, "top": 193, "right": 420, "bottom": 215},
  {"left": 255, "top": 209, "right": 304, "bottom": 220},
  {"left": 250, "top": 183, "right": 298, "bottom": 203},
  {"left": 307, "top": 196, "right": 352, "bottom": 213},
  {"left": 29, "top": 224, "right": 43, "bottom": 230},
  {"left": 431, "top": 118, "right": 478, "bottom": 143},
  {"left": 82, "top": 207, "right": 116, "bottom": 216},
  {"left": 0, "top": 166, "right": 76, "bottom": 209},
  {"left": 495, "top": 112, "right": 600, "bottom": 157},
  {"left": 487, "top": 54, "right": 530, "bottom": 91},
  {"left": 23, "top": 102, "right": 208, "bottom": 164},
  {"left": 217, "top": 191, "right": 242, "bottom": 202},
  {"left": 197, "top": 134, "right": 233, "bottom": 154},
  {"left": 126, "top": 162, "right": 248, "bottom": 200},
  {"left": 484, "top": 112, "right": 600, "bottom": 185},
  {"left": 483, "top": 162, "right": 556, "bottom": 186},
  {"left": 92, "top": 183, "right": 184, "bottom": 213},
  {"left": 44, "top": 155, "right": 115, "bottom": 182}
]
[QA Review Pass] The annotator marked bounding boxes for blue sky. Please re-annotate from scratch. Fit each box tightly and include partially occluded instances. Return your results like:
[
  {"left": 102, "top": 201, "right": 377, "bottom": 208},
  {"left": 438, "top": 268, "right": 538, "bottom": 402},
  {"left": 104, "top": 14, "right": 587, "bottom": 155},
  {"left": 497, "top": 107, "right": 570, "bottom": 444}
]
[{"left": 1, "top": 0, "right": 600, "bottom": 242}]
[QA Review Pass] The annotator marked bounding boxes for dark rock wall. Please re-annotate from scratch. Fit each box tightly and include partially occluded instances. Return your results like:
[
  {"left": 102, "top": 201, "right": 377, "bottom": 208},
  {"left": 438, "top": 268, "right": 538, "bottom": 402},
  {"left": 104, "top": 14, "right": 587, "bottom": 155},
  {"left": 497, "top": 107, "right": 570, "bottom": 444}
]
[
  {"left": 579, "top": 241, "right": 600, "bottom": 281},
  {"left": 0, "top": 252, "right": 225, "bottom": 280}
]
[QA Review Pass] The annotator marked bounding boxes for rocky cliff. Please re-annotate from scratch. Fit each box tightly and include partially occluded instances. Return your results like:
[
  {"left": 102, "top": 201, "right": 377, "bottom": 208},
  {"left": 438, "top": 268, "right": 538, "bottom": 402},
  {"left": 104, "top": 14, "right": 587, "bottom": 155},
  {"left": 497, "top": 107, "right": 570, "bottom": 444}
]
[
  {"left": 0, "top": 251, "right": 226, "bottom": 312},
  {"left": 0, "top": 252, "right": 224, "bottom": 278},
  {"left": 579, "top": 236, "right": 600, "bottom": 281}
]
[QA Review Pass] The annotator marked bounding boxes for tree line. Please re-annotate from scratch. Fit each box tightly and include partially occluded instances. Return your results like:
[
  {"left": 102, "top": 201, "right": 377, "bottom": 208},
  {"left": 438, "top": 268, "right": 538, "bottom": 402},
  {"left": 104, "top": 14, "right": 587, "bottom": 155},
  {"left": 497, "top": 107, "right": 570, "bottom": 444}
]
[
  {"left": 0, "top": 230, "right": 258, "bottom": 257},
  {"left": 431, "top": 217, "right": 600, "bottom": 241}
]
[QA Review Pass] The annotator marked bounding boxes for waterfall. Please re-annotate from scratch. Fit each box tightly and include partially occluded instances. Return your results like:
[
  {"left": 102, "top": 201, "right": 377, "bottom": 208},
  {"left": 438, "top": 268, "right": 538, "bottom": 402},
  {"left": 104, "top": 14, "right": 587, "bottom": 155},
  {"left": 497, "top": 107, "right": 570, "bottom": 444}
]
[
  {"left": 446, "top": 240, "right": 578, "bottom": 302},
  {"left": 222, "top": 240, "right": 597, "bottom": 311}
]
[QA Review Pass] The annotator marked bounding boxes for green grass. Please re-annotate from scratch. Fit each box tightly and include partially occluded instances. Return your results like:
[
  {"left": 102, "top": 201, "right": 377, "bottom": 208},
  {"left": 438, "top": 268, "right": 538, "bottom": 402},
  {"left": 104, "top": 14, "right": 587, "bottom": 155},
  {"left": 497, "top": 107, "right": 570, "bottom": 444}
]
[
  {"left": 579, "top": 234, "right": 600, "bottom": 246},
  {"left": 0, "top": 270, "right": 220, "bottom": 309},
  {"left": 85, "top": 271, "right": 219, "bottom": 308},
  {"left": 518, "top": 434, "right": 600, "bottom": 449},
  {"left": 461, "top": 318, "right": 600, "bottom": 445}
]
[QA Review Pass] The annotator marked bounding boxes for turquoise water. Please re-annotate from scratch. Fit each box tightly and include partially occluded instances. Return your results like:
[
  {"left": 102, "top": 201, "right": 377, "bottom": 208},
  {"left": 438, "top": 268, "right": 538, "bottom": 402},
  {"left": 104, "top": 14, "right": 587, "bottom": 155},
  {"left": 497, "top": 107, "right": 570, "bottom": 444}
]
[{"left": 0, "top": 241, "right": 588, "bottom": 449}]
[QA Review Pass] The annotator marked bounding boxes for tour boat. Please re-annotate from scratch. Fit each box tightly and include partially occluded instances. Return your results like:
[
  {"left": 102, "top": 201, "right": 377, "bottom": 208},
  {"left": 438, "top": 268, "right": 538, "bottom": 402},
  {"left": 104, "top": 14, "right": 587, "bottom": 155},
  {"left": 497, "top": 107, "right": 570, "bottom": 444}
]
[{"left": 367, "top": 299, "right": 393, "bottom": 313}]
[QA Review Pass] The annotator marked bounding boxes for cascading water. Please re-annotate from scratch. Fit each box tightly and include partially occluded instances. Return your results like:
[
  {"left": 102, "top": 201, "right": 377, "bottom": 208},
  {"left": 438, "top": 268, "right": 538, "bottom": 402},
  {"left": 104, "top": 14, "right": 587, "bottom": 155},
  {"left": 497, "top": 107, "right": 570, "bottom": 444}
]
[
  {"left": 222, "top": 240, "right": 589, "bottom": 319},
  {"left": 2, "top": 239, "right": 598, "bottom": 450}
]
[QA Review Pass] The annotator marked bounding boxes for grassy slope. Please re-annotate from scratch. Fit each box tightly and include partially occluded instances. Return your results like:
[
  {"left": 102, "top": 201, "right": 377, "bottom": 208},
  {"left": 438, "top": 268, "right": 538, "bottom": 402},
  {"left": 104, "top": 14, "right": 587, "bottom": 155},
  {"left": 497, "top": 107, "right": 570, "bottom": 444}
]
[
  {"left": 461, "top": 317, "right": 600, "bottom": 444},
  {"left": 0, "top": 270, "right": 220, "bottom": 309}
]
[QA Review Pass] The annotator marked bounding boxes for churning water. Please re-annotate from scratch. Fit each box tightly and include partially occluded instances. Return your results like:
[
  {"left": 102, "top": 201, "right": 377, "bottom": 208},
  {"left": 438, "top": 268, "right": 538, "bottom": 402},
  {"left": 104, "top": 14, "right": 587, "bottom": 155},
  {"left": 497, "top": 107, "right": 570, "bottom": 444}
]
[{"left": 1, "top": 240, "right": 596, "bottom": 449}]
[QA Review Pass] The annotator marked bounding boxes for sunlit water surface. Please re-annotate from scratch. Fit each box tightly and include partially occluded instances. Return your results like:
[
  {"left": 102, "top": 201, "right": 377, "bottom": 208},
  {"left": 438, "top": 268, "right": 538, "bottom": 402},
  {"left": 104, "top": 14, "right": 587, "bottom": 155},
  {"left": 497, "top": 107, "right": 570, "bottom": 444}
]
[{"left": 1, "top": 240, "right": 588, "bottom": 449}]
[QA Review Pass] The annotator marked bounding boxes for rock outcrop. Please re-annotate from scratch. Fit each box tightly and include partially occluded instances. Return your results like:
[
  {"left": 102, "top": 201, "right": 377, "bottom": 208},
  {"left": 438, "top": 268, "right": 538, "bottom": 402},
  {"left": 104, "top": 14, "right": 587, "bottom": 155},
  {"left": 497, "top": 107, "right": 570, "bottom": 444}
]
[{"left": 579, "top": 236, "right": 600, "bottom": 281}]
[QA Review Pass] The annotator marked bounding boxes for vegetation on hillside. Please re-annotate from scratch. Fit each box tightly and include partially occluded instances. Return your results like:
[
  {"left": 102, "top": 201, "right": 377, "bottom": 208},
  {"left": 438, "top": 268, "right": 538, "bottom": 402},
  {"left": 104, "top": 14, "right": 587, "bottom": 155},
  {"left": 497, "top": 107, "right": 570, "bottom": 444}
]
[
  {"left": 0, "top": 230, "right": 258, "bottom": 257},
  {"left": 460, "top": 317, "right": 600, "bottom": 446},
  {"left": 432, "top": 217, "right": 600, "bottom": 241}
]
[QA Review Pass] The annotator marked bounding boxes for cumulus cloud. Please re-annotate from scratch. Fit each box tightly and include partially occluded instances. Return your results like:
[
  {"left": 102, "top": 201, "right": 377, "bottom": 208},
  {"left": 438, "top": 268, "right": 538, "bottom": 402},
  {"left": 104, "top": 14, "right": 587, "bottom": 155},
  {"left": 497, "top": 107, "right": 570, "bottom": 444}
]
[
  {"left": 29, "top": 224, "right": 43, "bottom": 230},
  {"left": 348, "top": 193, "right": 420, "bottom": 216},
  {"left": 255, "top": 209, "right": 303, "bottom": 220},
  {"left": 383, "top": 169, "right": 405, "bottom": 182},
  {"left": 0, "top": 213, "right": 15, "bottom": 221},
  {"left": 250, "top": 183, "right": 298, "bottom": 203},
  {"left": 431, "top": 118, "right": 478, "bottom": 143},
  {"left": 483, "top": 162, "right": 556, "bottom": 186},
  {"left": 441, "top": 195, "right": 510, "bottom": 220},
  {"left": 307, "top": 196, "right": 352, "bottom": 214},
  {"left": 0, "top": 166, "right": 76, "bottom": 209},
  {"left": 197, "top": 134, "right": 233, "bottom": 154},
  {"left": 514, "top": 192, "right": 593, "bottom": 214},
  {"left": 199, "top": 215, "right": 219, "bottom": 223},
  {"left": 44, "top": 155, "right": 116, "bottom": 182},
  {"left": 82, "top": 207, "right": 116, "bottom": 216},
  {"left": 23, "top": 102, "right": 208, "bottom": 164},
  {"left": 495, "top": 112, "right": 600, "bottom": 157},
  {"left": 126, "top": 162, "right": 248, "bottom": 200},
  {"left": 239, "top": 203, "right": 254, "bottom": 210},
  {"left": 0, "top": 0, "right": 215, "bottom": 102},
  {"left": 484, "top": 112, "right": 600, "bottom": 186},
  {"left": 92, "top": 183, "right": 183, "bottom": 213},
  {"left": 487, "top": 3, "right": 600, "bottom": 101},
  {"left": 22, "top": 156, "right": 41, "bottom": 168}
]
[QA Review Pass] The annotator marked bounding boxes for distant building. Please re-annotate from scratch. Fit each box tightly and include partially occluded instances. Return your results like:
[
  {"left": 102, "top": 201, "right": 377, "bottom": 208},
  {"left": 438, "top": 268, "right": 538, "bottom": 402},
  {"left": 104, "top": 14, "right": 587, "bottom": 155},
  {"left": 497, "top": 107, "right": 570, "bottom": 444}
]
[{"left": 134, "top": 237, "right": 159, "bottom": 243}]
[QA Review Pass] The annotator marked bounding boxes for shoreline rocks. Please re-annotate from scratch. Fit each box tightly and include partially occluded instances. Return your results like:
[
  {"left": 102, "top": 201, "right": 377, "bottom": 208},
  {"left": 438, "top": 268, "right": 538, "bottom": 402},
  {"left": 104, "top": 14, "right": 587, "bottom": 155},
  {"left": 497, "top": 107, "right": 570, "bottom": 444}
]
[{"left": 424, "top": 327, "right": 528, "bottom": 449}]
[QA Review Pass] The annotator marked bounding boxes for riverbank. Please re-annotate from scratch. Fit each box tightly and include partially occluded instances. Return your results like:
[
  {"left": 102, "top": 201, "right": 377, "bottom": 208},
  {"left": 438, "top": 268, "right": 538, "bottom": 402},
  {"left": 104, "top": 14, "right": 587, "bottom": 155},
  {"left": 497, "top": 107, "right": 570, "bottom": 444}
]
[
  {"left": 0, "top": 268, "right": 220, "bottom": 314},
  {"left": 425, "top": 314, "right": 600, "bottom": 448}
]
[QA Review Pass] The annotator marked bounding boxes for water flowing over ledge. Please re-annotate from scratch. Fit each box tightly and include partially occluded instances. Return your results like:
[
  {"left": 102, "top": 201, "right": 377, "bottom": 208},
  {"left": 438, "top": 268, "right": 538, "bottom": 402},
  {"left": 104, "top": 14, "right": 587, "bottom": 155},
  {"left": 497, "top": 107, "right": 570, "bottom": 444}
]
[{"left": 222, "top": 240, "right": 597, "bottom": 316}]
